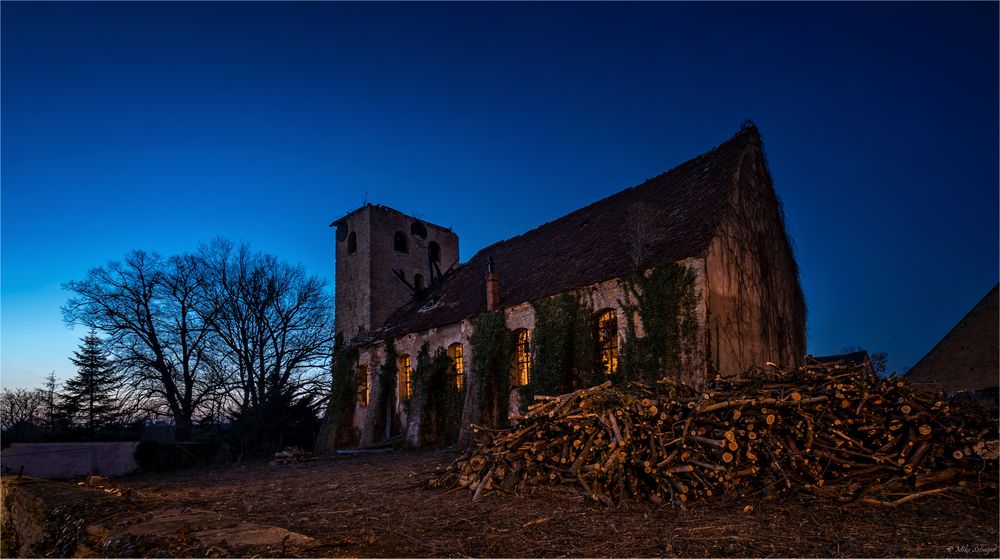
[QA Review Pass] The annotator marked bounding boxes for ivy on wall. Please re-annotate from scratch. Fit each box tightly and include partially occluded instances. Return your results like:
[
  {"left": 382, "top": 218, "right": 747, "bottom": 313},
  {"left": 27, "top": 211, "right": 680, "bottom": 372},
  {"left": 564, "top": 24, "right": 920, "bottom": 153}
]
[
  {"left": 618, "top": 263, "right": 698, "bottom": 383},
  {"left": 318, "top": 343, "right": 359, "bottom": 449},
  {"left": 383, "top": 264, "right": 698, "bottom": 444},
  {"left": 469, "top": 309, "right": 511, "bottom": 428},
  {"left": 411, "top": 343, "right": 465, "bottom": 446},
  {"left": 712, "top": 156, "right": 807, "bottom": 370},
  {"left": 372, "top": 339, "right": 399, "bottom": 441},
  {"left": 525, "top": 293, "right": 597, "bottom": 403}
]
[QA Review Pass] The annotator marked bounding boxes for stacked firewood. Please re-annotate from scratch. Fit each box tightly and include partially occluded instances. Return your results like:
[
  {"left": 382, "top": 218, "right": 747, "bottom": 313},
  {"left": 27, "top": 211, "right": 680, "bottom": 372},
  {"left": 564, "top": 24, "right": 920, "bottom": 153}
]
[
  {"left": 271, "top": 446, "right": 316, "bottom": 465},
  {"left": 429, "top": 364, "right": 998, "bottom": 507}
]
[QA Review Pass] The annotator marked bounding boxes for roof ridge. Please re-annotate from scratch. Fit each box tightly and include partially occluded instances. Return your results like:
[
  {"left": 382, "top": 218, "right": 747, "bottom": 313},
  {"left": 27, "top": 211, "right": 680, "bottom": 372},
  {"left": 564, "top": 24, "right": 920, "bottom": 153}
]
[
  {"left": 905, "top": 283, "right": 1000, "bottom": 380},
  {"left": 371, "top": 125, "right": 764, "bottom": 341},
  {"left": 469, "top": 127, "right": 759, "bottom": 262}
]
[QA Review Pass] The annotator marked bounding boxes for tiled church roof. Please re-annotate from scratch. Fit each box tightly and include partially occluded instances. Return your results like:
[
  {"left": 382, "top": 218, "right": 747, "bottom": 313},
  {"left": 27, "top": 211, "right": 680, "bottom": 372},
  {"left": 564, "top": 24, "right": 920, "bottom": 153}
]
[{"left": 371, "top": 125, "right": 763, "bottom": 341}]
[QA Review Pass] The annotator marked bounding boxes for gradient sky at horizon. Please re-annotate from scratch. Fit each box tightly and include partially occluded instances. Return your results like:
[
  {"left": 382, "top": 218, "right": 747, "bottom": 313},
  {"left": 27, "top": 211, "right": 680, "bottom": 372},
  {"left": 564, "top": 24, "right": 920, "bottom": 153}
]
[{"left": 2, "top": 2, "right": 997, "bottom": 390}]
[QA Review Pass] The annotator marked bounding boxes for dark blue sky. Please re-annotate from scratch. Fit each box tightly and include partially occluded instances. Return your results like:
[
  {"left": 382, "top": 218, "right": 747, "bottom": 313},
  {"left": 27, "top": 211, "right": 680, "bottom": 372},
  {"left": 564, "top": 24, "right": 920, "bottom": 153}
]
[{"left": 2, "top": 2, "right": 997, "bottom": 388}]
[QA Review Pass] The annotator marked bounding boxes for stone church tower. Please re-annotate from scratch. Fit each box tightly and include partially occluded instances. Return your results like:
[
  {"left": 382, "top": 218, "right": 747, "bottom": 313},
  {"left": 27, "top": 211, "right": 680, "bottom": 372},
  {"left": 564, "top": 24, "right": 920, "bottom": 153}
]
[{"left": 331, "top": 204, "right": 459, "bottom": 343}]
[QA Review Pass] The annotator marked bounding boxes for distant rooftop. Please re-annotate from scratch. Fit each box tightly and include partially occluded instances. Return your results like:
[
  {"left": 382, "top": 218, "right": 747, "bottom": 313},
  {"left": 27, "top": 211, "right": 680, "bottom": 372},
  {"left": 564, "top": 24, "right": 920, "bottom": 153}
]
[
  {"left": 906, "top": 284, "right": 999, "bottom": 393},
  {"left": 806, "top": 351, "right": 872, "bottom": 369}
]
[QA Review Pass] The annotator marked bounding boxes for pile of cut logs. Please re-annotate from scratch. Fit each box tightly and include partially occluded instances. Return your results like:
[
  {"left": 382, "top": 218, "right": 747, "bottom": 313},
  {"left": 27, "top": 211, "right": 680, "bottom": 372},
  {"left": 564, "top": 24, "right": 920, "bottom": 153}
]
[{"left": 429, "top": 364, "right": 998, "bottom": 507}]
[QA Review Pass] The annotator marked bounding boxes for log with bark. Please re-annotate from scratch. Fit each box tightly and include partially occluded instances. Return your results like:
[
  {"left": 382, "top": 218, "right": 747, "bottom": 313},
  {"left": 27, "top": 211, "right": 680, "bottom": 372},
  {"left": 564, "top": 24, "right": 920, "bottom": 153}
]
[{"left": 428, "top": 364, "right": 998, "bottom": 507}]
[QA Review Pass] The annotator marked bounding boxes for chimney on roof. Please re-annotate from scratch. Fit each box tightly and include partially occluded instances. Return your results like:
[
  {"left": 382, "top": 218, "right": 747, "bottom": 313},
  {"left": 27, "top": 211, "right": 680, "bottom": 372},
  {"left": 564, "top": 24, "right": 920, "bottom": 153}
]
[{"left": 486, "top": 256, "right": 500, "bottom": 311}]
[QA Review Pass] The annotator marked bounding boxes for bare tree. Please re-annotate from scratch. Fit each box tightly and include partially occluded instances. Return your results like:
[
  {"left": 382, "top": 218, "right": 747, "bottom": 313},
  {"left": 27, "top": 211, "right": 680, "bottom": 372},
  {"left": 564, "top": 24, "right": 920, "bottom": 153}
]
[
  {"left": 199, "top": 239, "right": 334, "bottom": 414},
  {"left": 63, "top": 240, "right": 333, "bottom": 441},
  {"left": 62, "top": 251, "right": 218, "bottom": 440},
  {"left": 0, "top": 388, "right": 47, "bottom": 432}
]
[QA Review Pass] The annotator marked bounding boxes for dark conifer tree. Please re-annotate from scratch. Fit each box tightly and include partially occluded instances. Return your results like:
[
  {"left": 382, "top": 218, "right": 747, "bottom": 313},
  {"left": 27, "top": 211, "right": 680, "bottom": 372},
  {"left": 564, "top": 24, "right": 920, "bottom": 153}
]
[
  {"left": 43, "top": 371, "right": 59, "bottom": 432},
  {"left": 61, "top": 330, "right": 119, "bottom": 434}
]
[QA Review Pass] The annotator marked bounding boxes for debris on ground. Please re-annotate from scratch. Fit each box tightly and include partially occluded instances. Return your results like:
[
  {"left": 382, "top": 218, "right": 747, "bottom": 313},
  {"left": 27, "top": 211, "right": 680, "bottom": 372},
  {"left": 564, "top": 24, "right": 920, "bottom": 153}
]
[
  {"left": 336, "top": 448, "right": 393, "bottom": 456},
  {"left": 76, "top": 476, "right": 133, "bottom": 498},
  {"left": 271, "top": 447, "right": 316, "bottom": 465},
  {"left": 429, "top": 364, "right": 999, "bottom": 507},
  {"left": 112, "top": 450, "right": 999, "bottom": 557},
  {"left": 2, "top": 475, "right": 317, "bottom": 558},
  {"left": 86, "top": 475, "right": 110, "bottom": 487}
]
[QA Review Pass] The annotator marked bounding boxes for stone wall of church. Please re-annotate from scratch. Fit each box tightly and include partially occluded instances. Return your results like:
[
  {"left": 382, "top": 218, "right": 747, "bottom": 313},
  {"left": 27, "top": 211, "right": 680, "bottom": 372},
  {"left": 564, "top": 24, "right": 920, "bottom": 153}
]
[
  {"left": 354, "top": 321, "right": 467, "bottom": 447},
  {"left": 350, "top": 257, "right": 709, "bottom": 447}
]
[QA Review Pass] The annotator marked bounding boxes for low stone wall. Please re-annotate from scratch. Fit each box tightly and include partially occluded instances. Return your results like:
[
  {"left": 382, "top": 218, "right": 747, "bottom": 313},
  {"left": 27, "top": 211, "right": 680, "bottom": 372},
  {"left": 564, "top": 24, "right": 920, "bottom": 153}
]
[
  {"left": 0, "top": 442, "right": 139, "bottom": 478},
  {"left": 0, "top": 475, "right": 317, "bottom": 557}
]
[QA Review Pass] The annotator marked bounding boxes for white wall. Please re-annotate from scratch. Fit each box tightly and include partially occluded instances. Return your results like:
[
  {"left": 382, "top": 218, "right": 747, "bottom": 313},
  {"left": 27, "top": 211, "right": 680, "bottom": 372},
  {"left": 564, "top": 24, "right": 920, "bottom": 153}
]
[{"left": 1, "top": 442, "right": 139, "bottom": 478}]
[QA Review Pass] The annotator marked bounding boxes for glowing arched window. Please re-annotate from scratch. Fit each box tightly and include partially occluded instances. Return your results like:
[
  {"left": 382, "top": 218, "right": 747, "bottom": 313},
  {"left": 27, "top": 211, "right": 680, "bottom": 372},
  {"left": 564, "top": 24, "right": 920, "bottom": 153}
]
[
  {"left": 394, "top": 231, "right": 408, "bottom": 253},
  {"left": 449, "top": 343, "right": 464, "bottom": 390},
  {"left": 399, "top": 354, "right": 412, "bottom": 400},
  {"left": 595, "top": 309, "right": 618, "bottom": 374},
  {"left": 513, "top": 329, "right": 530, "bottom": 386},
  {"left": 347, "top": 232, "right": 357, "bottom": 254},
  {"left": 356, "top": 365, "right": 369, "bottom": 406},
  {"left": 428, "top": 241, "right": 441, "bottom": 263}
]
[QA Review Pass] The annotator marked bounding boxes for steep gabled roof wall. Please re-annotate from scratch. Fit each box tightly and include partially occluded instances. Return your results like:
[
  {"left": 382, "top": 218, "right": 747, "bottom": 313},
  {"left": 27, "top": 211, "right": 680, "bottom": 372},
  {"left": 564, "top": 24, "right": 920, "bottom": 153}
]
[{"left": 703, "top": 130, "right": 806, "bottom": 375}]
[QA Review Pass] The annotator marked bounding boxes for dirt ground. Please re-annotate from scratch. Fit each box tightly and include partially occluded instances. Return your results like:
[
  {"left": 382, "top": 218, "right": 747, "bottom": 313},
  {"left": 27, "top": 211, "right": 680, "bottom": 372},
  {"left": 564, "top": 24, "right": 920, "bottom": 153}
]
[{"left": 115, "top": 450, "right": 999, "bottom": 558}]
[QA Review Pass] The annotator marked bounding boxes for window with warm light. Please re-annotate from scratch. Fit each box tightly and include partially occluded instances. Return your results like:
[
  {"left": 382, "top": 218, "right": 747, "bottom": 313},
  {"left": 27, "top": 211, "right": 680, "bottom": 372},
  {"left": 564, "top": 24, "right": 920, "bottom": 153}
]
[
  {"left": 513, "top": 329, "right": 531, "bottom": 386},
  {"left": 595, "top": 309, "right": 618, "bottom": 374},
  {"left": 399, "top": 354, "right": 412, "bottom": 400},
  {"left": 356, "top": 365, "right": 369, "bottom": 406},
  {"left": 449, "top": 343, "right": 464, "bottom": 390}
]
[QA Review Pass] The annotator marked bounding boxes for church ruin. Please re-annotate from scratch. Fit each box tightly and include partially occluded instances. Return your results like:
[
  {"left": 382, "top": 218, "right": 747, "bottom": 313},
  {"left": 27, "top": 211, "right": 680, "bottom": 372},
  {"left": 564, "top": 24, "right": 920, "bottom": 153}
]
[{"left": 324, "top": 124, "right": 806, "bottom": 447}]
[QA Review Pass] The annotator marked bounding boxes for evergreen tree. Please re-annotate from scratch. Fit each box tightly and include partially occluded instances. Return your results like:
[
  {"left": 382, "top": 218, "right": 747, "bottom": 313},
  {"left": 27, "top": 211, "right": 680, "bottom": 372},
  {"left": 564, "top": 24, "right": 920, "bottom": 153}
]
[
  {"left": 42, "top": 371, "right": 60, "bottom": 433},
  {"left": 61, "top": 330, "right": 119, "bottom": 434}
]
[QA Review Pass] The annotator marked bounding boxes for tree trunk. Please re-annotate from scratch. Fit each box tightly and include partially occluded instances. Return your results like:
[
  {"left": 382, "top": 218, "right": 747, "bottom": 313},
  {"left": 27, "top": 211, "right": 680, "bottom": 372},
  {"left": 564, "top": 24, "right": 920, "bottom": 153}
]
[{"left": 174, "top": 415, "right": 193, "bottom": 442}]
